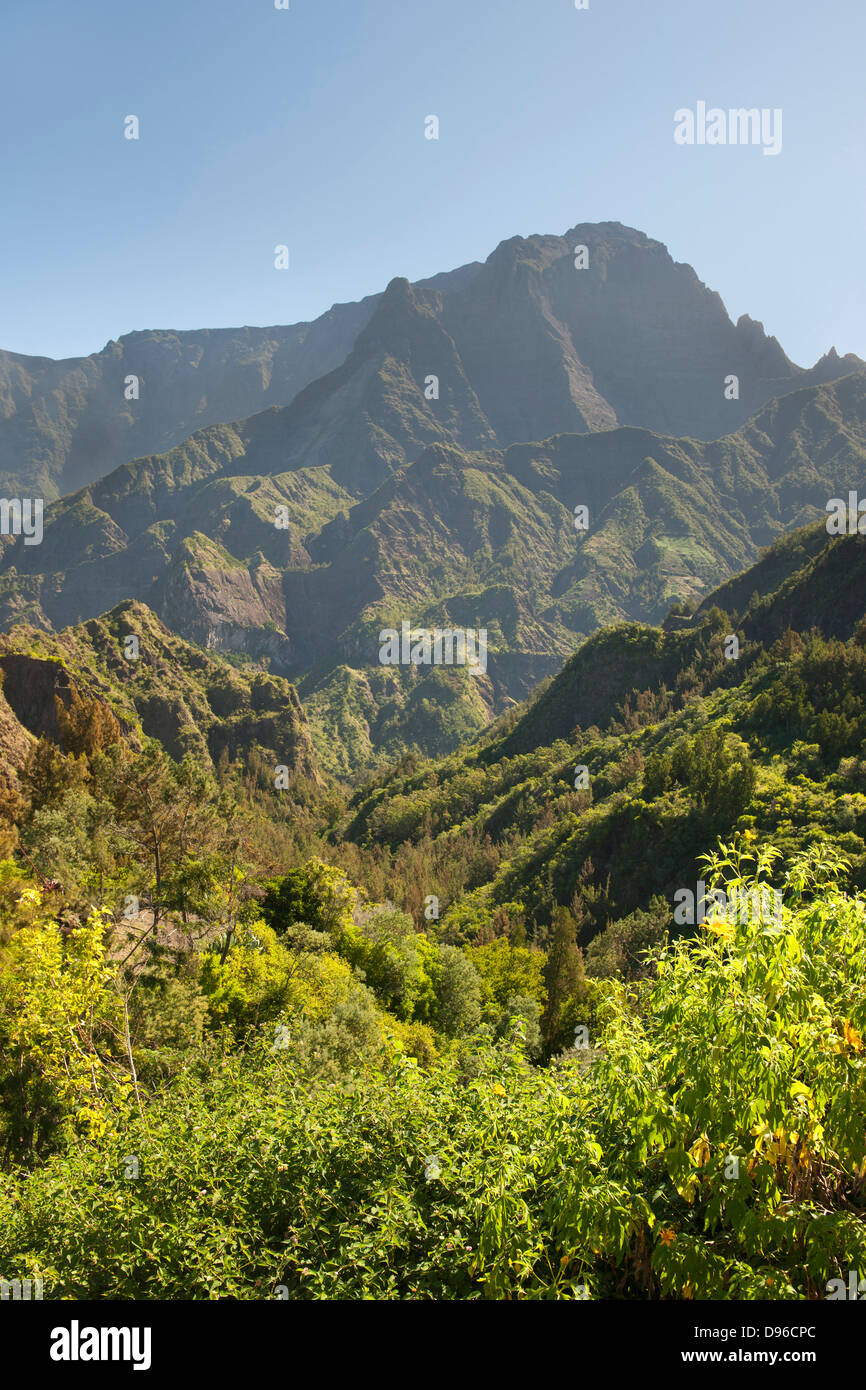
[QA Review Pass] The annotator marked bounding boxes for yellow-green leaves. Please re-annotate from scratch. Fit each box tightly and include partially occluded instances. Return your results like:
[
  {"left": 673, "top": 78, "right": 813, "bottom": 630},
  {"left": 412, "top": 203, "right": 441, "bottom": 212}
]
[
  {"left": 1, "top": 907, "right": 124, "bottom": 1148},
  {"left": 688, "top": 1134, "right": 711, "bottom": 1168}
]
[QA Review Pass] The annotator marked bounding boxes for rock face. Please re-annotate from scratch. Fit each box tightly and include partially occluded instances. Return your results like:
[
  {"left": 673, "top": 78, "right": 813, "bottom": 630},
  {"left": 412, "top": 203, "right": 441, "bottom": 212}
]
[
  {"left": 0, "top": 652, "right": 81, "bottom": 743},
  {"left": 0, "top": 263, "right": 482, "bottom": 502},
  {"left": 0, "top": 664, "right": 35, "bottom": 798},
  {"left": 3, "top": 222, "right": 861, "bottom": 501}
]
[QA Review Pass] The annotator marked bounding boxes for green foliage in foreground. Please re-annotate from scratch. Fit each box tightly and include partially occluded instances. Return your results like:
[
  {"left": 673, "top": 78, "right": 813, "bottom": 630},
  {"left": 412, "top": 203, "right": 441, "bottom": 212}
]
[{"left": 1, "top": 841, "right": 863, "bottom": 1300}]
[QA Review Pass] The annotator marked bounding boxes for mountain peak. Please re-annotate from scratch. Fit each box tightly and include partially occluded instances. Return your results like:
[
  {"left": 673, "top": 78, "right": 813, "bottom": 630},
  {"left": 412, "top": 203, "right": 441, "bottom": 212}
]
[{"left": 352, "top": 275, "right": 433, "bottom": 351}]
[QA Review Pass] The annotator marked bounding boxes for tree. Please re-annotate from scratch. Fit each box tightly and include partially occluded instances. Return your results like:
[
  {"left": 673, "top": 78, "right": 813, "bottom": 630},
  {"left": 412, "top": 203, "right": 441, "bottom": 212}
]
[
  {"left": 339, "top": 908, "right": 435, "bottom": 1020},
  {"left": 91, "top": 741, "right": 228, "bottom": 933},
  {"left": 541, "top": 905, "right": 585, "bottom": 1052},
  {"left": 468, "top": 936, "right": 547, "bottom": 1012},
  {"left": 20, "top": 737, "right": 89, "bottom": 815},
  {"left": 54, "top": 687, "right": 122, "bottom": 757},
  {"left": 261, "top": 859, "right": 357, "bottom": 941},
  {"left": 431, "top": 945, "right": 482, "bottom": 1036},
  {"left": 0, "top": 903, "right": 126, "bottom": 1157}
]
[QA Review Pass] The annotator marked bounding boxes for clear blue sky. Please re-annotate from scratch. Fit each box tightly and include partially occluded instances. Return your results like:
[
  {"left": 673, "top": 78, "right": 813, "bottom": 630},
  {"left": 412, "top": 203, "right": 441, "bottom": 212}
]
[{"left": 2, "top": 0, "right": 863, "bottom": 366}]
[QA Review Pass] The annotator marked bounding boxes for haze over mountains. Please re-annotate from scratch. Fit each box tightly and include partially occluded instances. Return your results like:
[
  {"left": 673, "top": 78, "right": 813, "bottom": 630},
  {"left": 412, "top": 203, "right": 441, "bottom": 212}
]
[{"left": 2, "top": 221, "right": 864, "bottom": 777}]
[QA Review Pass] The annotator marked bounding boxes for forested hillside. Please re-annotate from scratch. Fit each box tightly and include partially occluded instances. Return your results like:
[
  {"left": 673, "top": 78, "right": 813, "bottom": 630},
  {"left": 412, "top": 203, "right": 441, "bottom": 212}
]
[{"left": 1, "top": 527, "right": 864, "bottom": 1300}]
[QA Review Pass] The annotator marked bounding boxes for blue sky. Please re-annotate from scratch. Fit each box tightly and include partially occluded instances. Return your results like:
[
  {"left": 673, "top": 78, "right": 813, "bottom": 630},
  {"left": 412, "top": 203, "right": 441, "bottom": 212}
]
[{"left": 1, "top": 0, "right": 863, "bottom": 366}]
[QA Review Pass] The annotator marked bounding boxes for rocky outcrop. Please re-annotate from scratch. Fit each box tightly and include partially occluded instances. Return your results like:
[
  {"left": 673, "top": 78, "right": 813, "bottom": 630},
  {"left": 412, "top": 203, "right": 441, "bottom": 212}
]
[{"left": 0, "top": 602, "right": 321, "bottom": 784}]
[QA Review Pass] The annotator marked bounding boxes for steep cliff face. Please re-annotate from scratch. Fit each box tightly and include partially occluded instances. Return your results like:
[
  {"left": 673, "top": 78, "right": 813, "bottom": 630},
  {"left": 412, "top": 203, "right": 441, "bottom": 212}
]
[
  {"left": 0, "top": 650, "right": 123, "bottom": 817},
  {"left": 0, "top": 665, "right": 35, "bottom": 800},
  {"left": 440, "top": 224, "right": 794, "bottom": 443},
  {"left": 0, "top": 261, "right": 483, "bottom": 500},
  {"left": 0, "top": 652, "right": 78, "bottom": 742}
]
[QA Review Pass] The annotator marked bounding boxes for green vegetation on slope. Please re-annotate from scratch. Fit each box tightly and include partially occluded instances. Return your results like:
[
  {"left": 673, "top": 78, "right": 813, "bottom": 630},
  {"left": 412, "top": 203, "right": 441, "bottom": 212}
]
[
  {"left": 5, "top": 361, "right": 866, "bottom": 777},
  {"left": 340, "top": 529, "right": 866, "bottom": 966},
  {"left": 0, "top": 840, "right": 863, "bottom": 1299},
  {"left": 0, "top": 523, "right": 865, "bottom": 1301}
]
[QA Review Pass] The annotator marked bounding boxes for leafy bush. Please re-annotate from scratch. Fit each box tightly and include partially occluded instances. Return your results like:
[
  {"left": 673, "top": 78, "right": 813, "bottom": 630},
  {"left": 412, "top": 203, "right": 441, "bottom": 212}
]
[{"left": 1, "top": 840, "right": 864, "bottom": 1300}]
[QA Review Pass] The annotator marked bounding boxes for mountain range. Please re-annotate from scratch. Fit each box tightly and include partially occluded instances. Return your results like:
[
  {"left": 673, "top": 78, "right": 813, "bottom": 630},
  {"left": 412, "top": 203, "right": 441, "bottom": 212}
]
[
  {"left": 4, "top": 222, "right": 859, "bottom": 503},
  {"left": 2, "top": 221, "right": 864, "bottom": 777},
  {"left": 4, "top": 518, "right": 865, "bottom": 962}
]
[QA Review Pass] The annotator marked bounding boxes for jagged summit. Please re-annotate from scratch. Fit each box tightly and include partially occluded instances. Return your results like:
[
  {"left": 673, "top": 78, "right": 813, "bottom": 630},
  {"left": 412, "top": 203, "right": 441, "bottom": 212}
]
[{"left": 3, "top": 221, "right": 861, "bottom": 499}]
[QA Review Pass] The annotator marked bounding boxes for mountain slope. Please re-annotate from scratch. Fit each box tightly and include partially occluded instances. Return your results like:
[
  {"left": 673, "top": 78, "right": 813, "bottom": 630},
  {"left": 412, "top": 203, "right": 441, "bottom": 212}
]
[
  {"left": 0, "top": 601, "right": 320, "bottom": 783},
  {"left": 225, "top": 276, "right": 498, "bottom": 496},
  {"left": 4, "top": 373, "right": 866, "bottom": 776},
  {"left": 0, "top": 263, "right": 482, "bottom": 501},
  {"left": 341, "top": 525, "right": 866, "bottom": 956},
  {"left": 437, "top": 222, "right": 851, "bottom": 443}
]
